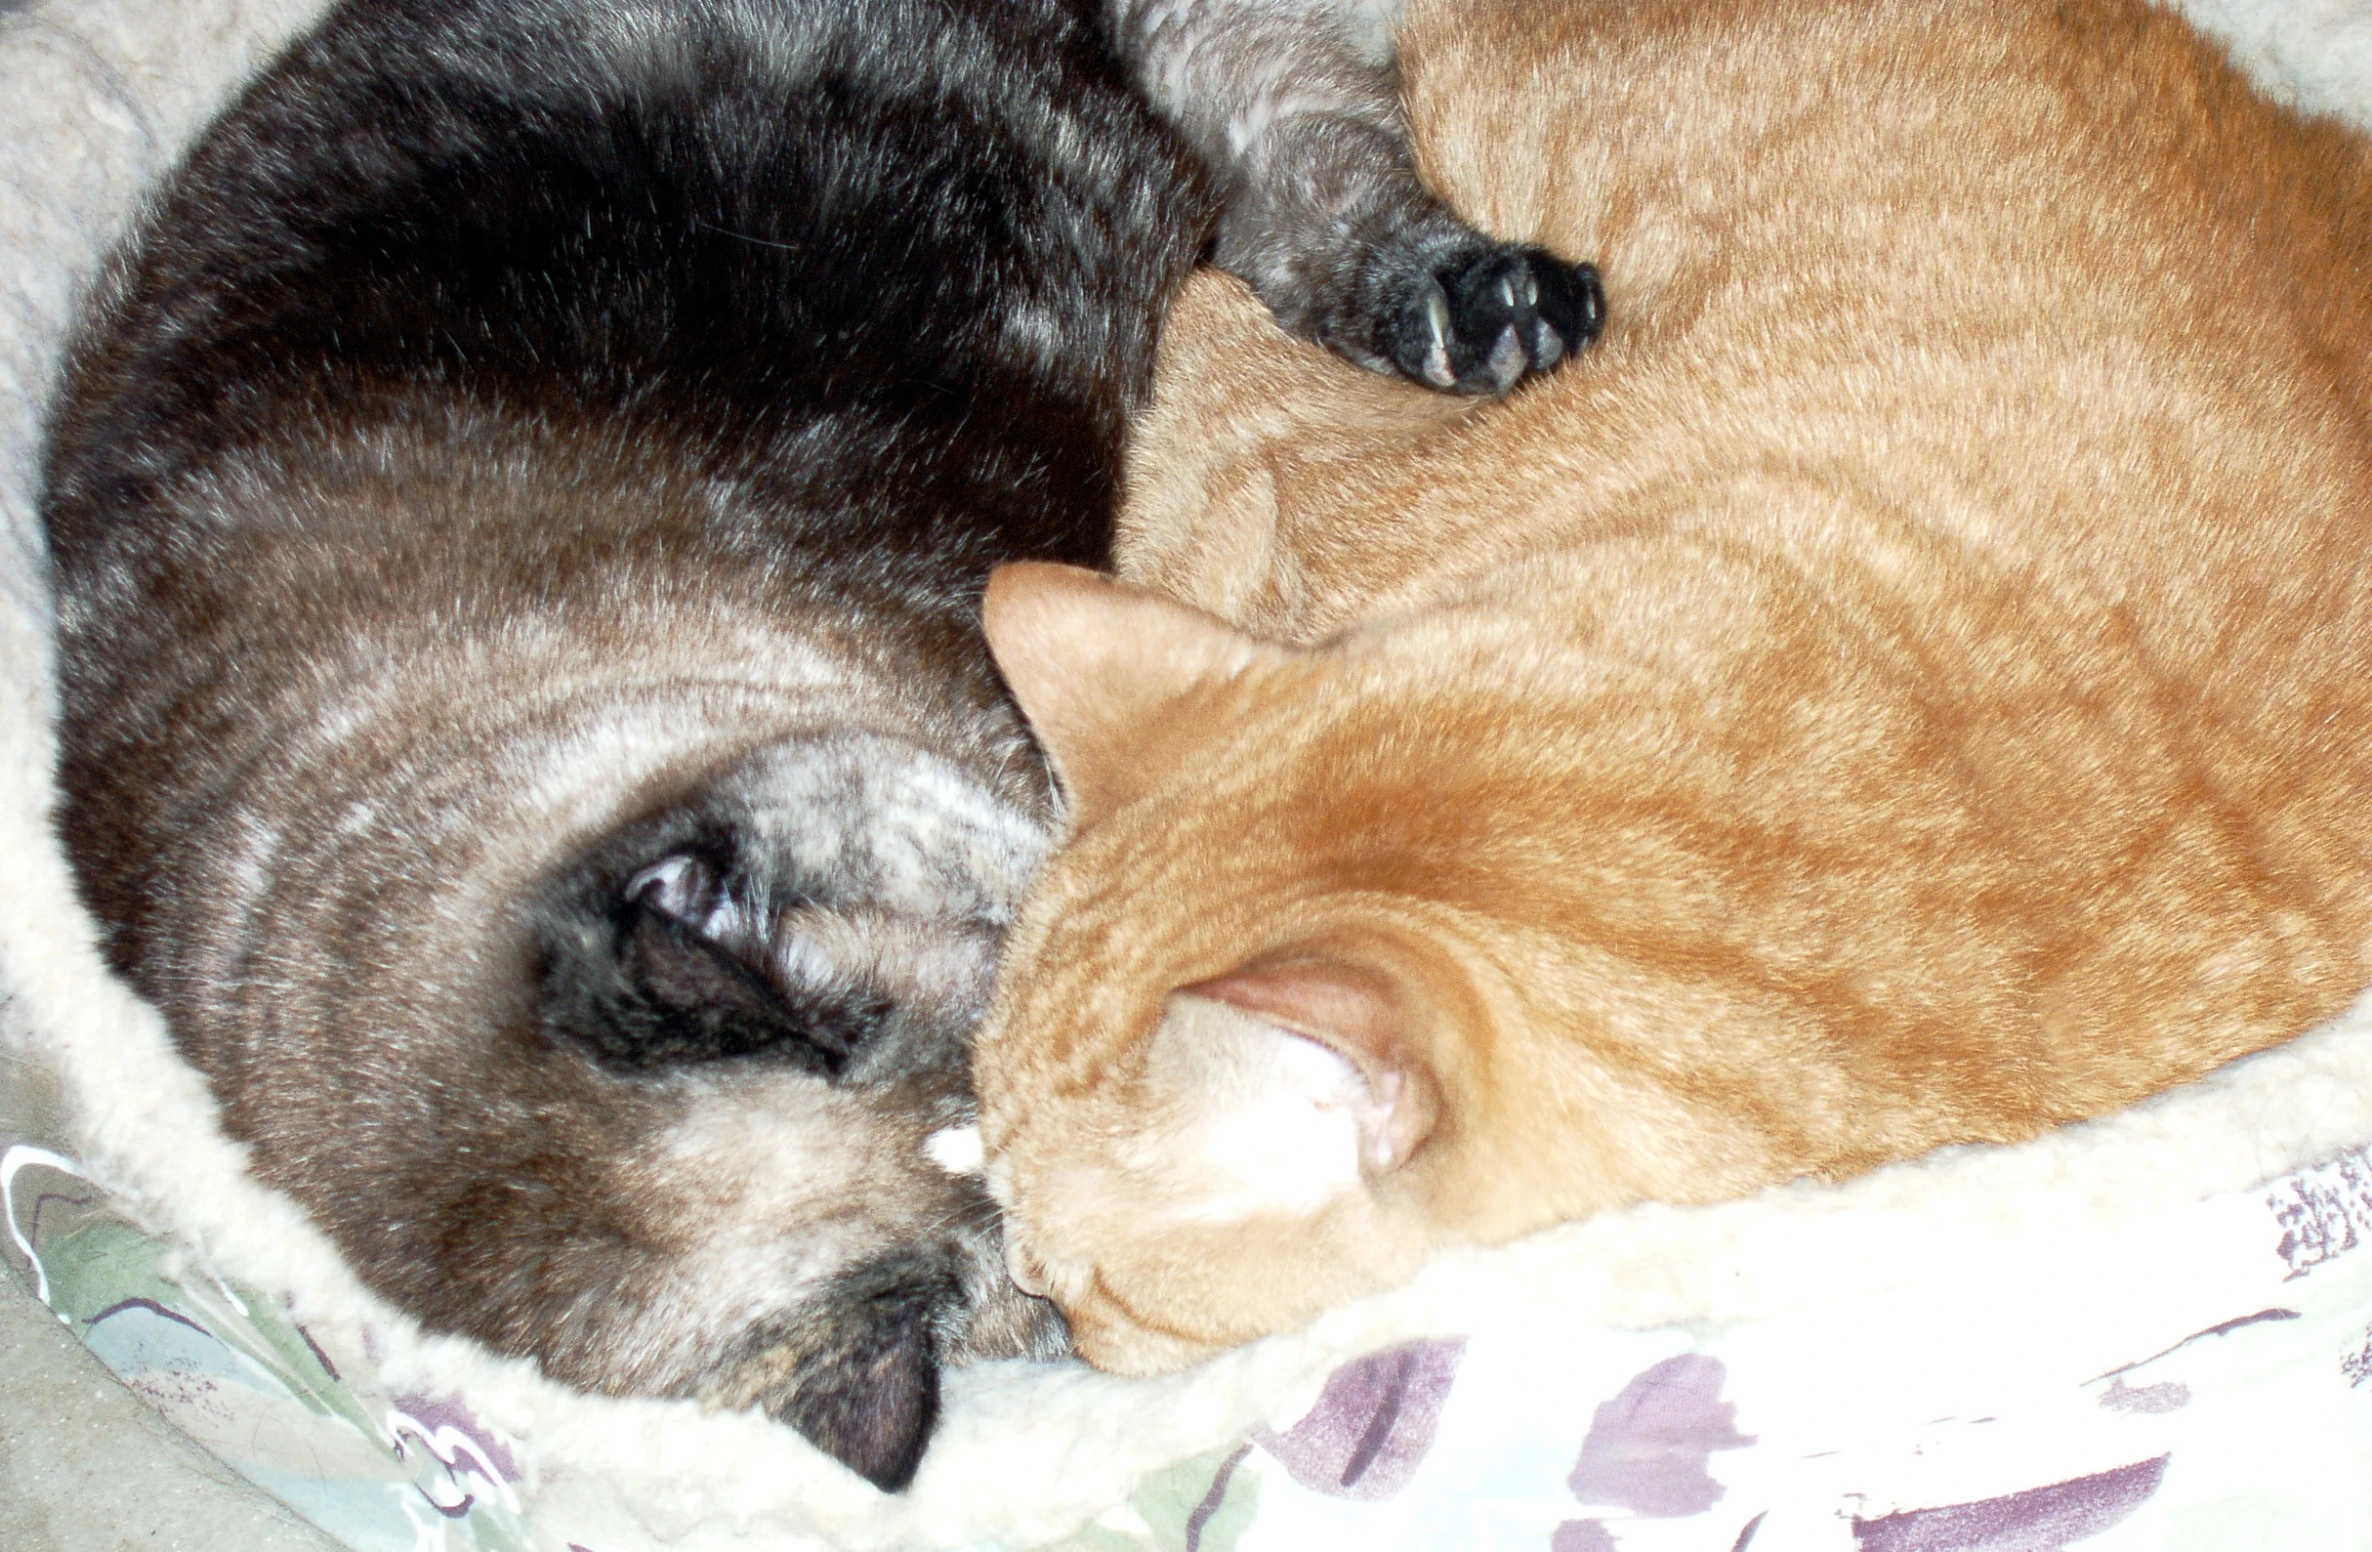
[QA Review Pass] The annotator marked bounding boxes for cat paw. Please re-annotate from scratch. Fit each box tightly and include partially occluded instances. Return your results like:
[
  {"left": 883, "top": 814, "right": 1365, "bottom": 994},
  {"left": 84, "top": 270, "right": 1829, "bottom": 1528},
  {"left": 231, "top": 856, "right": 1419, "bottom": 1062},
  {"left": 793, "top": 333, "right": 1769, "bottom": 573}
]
[{"left": 1386, "top": 244, "right": 1604, "bottom": 395}]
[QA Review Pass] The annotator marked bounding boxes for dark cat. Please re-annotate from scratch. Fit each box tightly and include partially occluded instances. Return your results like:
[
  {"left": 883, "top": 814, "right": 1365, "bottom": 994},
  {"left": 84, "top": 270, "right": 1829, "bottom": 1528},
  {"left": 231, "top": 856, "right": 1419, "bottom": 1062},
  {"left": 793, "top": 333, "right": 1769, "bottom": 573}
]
[{"left": 39, "top": 0, "right": 1599, "bottom": 1492}]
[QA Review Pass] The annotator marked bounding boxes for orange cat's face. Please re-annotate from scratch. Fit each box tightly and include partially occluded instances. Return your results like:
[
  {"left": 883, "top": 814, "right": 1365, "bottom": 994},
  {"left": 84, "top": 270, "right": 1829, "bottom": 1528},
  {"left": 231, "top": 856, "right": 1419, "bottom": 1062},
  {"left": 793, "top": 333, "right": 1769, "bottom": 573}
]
[{"left": 975, "top": 0, "right": 2372, "bottom": 1374}]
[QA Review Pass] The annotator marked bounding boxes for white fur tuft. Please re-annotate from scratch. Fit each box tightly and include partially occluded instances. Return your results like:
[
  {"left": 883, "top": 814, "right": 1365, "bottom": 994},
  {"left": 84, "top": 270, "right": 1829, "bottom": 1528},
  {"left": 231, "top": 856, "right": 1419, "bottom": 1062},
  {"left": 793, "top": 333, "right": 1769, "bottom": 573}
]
[{"left": 925, "top": 1123, "right": 986, "bottom": 1177}]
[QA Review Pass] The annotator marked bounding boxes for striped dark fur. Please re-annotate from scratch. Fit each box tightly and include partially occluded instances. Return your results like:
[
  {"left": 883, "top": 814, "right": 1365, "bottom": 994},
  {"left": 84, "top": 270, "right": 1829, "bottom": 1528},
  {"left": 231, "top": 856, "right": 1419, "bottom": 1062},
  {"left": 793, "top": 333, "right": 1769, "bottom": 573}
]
[{"left": 41, "top": 0, "right": 1597, "bottom": 1489}]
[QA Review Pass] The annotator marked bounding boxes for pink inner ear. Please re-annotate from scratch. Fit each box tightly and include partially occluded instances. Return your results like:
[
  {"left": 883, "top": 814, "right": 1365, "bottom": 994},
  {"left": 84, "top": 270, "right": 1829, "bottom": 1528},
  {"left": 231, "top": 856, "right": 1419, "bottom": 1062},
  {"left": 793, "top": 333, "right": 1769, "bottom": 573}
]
[
  {"left": 1184, "top": 959, "right": 1398, "bottom": 1057},
  {"left": 1181, "top": 957, "right": 1439, "bottom": 1173}
]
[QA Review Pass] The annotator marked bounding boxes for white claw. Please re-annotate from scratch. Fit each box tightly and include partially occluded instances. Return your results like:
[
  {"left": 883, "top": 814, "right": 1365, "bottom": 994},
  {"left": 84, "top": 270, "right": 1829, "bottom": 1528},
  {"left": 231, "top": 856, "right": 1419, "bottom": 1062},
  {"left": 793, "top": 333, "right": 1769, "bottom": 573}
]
[
  {"left": 1499, "top": 273, "right": 1519, "bottom": 309},
  {"left": 627, "top": 854, "right": 715, "bottom": 921},
  {"left": 1422, "top": 283, "right": 1456, "bottom": 387},
  {"left": 1522, "top": 269, "right": 1539, "bottom": 309},
  {"left": 1533, "top": 318, "right": 1563, "bottom": 370},
  {"left": 1488, "top": 324, "right": 1525, "bottom": 390}
]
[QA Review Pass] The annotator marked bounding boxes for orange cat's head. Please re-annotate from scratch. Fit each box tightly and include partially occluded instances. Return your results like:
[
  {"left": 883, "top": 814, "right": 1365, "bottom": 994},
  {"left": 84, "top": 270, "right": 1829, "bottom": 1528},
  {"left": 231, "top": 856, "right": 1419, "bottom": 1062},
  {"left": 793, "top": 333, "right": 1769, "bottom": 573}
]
[
  {"left": 971, "top": 564, "right": 1456, "bottom": 1371},
  {"left": 971, "top": 564, "right": 1764, "bottom": 1372},
  {"left": 973, "top": 0, "right": 2372, "bottom": 1374}
]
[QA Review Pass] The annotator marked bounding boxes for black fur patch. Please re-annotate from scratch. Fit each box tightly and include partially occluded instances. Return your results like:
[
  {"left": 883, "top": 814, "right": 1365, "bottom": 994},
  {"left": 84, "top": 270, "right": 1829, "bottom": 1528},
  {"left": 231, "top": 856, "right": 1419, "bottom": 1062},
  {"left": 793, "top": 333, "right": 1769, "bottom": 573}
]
[{"left": 538, "top": 895, "right": 891, "bottom": 1072}]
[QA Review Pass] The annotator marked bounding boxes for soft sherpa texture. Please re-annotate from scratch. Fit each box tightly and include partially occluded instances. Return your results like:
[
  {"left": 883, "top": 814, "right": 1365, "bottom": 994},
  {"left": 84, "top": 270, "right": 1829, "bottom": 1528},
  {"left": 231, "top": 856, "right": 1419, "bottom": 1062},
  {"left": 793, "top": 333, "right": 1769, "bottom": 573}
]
[{"left": 4, "top": 1, "right": 2372, "bottom": 1548}]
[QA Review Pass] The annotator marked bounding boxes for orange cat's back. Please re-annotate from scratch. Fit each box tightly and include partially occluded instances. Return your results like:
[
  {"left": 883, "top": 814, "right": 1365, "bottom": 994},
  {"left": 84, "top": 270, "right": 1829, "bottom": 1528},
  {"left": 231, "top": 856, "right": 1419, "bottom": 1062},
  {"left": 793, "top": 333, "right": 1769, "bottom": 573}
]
[
  {"left": 1111, "top": 0, "right": 2372, "bottom": 1147},
  {"left": 978, "top": 0, "right": 2372, "bottom": 1373},
  {"left": 1126, "top": 0, "right": 2372, "bottom": 636}
]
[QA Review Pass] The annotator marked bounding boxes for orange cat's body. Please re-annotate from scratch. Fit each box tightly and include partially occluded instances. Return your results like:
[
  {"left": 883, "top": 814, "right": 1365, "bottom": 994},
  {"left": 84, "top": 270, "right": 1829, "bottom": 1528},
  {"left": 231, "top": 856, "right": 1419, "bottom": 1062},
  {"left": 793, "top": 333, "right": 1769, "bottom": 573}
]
[{"left": 976, "top": 0, "right": 2372, "bottom": 1374}]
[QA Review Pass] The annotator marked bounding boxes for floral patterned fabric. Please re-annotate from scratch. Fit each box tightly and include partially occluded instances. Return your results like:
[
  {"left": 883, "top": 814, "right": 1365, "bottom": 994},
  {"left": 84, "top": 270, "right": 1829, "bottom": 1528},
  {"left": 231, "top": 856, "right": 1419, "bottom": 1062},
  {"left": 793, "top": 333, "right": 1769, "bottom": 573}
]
[
  {"left": 3, "top": 1144, "right": 534, "bottom": 1552},
  {"left": 11, "top": 1130, "right": 2372, "bottom": 1551},
  {"left": 9, "top": 0, "right": 2372, "bottom": 1546},
  {"left": 1011, "top": 1147, "right": 2372, "bottom": 1551}
]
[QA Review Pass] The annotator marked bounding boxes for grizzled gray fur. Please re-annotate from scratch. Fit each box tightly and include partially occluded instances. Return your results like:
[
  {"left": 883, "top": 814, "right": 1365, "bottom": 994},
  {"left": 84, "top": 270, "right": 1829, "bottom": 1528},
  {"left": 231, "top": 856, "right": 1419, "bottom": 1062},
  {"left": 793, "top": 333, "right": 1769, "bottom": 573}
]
[{"left": 41, "top": 0, "right": 1600, "bottom": 1492}]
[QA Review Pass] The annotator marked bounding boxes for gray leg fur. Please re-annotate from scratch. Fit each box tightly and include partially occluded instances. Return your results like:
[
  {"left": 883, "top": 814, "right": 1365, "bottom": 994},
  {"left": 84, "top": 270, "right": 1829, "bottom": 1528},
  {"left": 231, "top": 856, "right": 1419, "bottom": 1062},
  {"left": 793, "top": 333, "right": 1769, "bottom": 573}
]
[{"left": 1112, "top": 0, "right": 1604, "bottom": 392}]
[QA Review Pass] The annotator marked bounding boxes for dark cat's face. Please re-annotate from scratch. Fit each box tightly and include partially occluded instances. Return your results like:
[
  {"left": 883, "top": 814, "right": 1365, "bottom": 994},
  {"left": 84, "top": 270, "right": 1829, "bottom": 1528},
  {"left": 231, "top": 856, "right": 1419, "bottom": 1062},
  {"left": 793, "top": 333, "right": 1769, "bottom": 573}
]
[{"left": 367, "top": 731, "right": 1063, "bottom": 1491}]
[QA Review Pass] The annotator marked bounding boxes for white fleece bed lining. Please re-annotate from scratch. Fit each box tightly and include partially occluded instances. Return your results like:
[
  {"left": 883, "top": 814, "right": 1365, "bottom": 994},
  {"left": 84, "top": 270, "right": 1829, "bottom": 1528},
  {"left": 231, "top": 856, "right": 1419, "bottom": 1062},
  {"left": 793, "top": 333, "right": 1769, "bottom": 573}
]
[{"left": 6, "top": 1, "right": 2372, "bottom": 1548}]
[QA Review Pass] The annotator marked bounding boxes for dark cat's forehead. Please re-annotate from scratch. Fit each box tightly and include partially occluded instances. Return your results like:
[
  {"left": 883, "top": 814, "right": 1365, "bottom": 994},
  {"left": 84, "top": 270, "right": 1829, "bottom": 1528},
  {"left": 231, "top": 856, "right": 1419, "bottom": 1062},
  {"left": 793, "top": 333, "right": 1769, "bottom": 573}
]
[{"left": 705, "top": 729, "right": 1052, "bottom": 924}]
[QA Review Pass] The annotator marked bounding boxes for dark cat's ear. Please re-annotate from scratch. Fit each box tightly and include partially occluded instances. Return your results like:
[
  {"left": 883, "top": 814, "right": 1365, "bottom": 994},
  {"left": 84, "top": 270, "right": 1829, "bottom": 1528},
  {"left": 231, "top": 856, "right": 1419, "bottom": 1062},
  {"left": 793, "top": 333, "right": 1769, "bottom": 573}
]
[
  {"left": 1180, "top": 956, "right": 1439, "bottom": 1177},
  {"left": 703, "top": 1262, "right": 948, "bottom": 1492},
  {"left": 765, "top": 1280, "right": 941, "bottom": 1493},
  {"left": 982, "top": 563, "right": 1282, "bottom": 831}
]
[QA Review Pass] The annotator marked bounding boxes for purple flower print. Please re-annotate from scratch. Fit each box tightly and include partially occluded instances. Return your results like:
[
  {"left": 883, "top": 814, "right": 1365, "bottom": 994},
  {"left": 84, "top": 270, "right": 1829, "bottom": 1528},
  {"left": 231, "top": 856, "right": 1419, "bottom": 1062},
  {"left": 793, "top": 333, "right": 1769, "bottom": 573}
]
[
  {"left": 1851, "top": 1453, "right": 2168, "bottom": 1552},
  {"left": 2266, "top": 1146, "right": 2372, "bottom": 1279},
  {"left": 1567, "top": 1354, "right": 1754, "bottom": 1518},
  {"left": 2087, "top": 1307, "right": 2296, "bottom": 1412},
  {"left": 391, "top": 1392, "right": 522, "bottom": 1519},
  {"left": 2094, "top": 1377, "right": 2188, "bottom": 1415},
  {"left": 2343, "top": 1321, "right": 2372, "bottom": 1387},
  {"left": 1252, "top": 1338, "right": 1467, "bottom": 1500}
]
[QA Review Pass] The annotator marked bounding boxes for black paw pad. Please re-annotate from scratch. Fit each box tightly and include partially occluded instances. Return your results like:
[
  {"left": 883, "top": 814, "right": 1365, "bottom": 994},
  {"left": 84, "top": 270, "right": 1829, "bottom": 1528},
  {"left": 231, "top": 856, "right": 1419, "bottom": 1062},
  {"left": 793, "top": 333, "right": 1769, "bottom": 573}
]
[{"left": 1390, "top": 245, "right": 1604, "bottom": 395}]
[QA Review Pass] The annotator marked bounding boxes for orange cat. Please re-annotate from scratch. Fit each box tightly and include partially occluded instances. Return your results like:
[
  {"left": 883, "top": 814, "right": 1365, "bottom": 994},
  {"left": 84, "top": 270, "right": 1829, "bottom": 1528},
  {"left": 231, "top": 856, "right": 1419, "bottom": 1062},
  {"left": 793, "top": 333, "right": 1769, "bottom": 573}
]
[{"left": 974, "top": 0, "right": 2372, "bottom": 1375}]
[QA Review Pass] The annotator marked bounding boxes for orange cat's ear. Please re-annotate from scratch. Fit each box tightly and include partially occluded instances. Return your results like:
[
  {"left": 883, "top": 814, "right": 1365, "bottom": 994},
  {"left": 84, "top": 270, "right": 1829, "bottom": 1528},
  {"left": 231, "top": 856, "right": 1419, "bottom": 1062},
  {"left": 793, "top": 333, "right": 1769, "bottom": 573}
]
[
  {"left": 1181, "top": 957, "right": 1440, "bottom": 1177},
  {"left": 982, "top": 562, "right": 1275, "bottom": 830}
]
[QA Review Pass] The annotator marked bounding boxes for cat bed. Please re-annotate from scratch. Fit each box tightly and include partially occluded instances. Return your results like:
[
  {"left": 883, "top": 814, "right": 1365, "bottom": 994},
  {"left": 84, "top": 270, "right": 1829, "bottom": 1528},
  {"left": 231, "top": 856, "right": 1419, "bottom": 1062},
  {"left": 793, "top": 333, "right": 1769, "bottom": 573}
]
[{"left": 9, "top": 0, "right": 2372, "bottom": 1548}]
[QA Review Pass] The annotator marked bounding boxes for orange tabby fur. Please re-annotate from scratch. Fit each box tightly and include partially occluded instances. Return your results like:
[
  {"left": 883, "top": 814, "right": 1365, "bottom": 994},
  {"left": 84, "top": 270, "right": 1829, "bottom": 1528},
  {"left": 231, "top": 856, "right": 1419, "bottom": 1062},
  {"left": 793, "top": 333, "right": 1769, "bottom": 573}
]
[{"left": 975, "top": 0, "right": 2372, "bottom": 1374}]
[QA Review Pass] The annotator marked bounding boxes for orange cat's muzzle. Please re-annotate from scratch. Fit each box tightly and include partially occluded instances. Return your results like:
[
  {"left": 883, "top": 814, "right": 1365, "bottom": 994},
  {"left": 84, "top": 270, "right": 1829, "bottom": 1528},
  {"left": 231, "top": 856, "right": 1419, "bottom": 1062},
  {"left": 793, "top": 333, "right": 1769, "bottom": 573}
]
[
  {"left": 1059, "top": 1268, "right": 1236, "bottom": 1376},
  {"left": 999, "top": 1215, "right": 1238, "bottom": 1374}
]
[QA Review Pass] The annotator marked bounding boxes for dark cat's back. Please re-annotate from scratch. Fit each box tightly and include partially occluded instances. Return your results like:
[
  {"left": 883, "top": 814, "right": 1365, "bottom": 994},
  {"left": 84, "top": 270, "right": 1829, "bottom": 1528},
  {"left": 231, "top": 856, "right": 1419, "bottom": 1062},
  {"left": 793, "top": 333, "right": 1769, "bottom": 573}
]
[
  {"left": 46, "top": 0, "right": 1210, "bottom": 820},
  {"left": 40, "top": 0, "right": 1213, "bottom": 1490}
]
